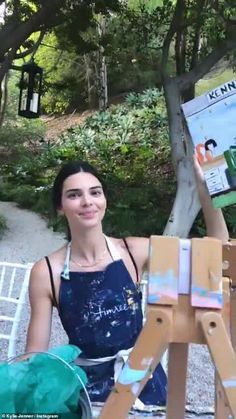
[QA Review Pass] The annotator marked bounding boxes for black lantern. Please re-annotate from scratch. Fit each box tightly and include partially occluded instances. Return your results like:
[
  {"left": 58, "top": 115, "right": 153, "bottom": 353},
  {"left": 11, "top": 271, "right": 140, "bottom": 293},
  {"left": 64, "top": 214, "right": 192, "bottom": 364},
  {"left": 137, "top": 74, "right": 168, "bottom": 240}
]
[{"left": 18, "top": 60, "right": 43, "bottom": 118}]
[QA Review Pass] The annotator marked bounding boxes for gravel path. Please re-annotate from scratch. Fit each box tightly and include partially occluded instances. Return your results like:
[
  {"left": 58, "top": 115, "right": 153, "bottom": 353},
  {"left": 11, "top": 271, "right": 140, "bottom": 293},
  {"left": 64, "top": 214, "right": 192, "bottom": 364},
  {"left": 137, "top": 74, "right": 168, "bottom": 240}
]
[
  {"left": 0, "top": 201, "right": 218, "bottom": 418},
  {"left": 0, "top": 201, "right": 67, "bottom": 360}
]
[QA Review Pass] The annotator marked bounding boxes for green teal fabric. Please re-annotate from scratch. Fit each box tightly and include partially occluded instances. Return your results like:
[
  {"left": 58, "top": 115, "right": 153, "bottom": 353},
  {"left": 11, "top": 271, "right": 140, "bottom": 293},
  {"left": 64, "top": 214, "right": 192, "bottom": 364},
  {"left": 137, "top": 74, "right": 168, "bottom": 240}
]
[{"left": 0, "top": 345, "right": 87, "bottom": 415}]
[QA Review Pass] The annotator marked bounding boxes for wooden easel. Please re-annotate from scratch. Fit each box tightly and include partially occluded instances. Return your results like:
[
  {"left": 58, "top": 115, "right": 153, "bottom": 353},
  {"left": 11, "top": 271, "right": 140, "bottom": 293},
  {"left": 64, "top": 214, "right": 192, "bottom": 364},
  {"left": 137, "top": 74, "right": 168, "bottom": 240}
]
[
  {"left": 223, "top": 239, "right": 236, "bottom": 351},
  {"left": 100, "top": 236, "right": 236, "bottom": 419}
]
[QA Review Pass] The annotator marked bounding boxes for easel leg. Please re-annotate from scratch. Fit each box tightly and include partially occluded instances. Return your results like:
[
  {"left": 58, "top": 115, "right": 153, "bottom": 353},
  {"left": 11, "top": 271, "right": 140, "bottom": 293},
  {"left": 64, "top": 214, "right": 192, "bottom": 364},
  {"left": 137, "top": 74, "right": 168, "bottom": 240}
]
[
  {"left": 201, "top": 311, "right": 236, "bottom": 417},
  {"left": 230, "top": 289, "right": 236, "bottom": 351},
  {"left": 166, "top": 343, "right": 188, "bottom": 419},
  {"left": 99, "top": 307, "right": 172, "bottom": 419},
  {"left": 215, "top": 280, "right": 231, "bottom": 419},
  {"left": 215, "top": 375, "right": 231, "bottom": 419}
]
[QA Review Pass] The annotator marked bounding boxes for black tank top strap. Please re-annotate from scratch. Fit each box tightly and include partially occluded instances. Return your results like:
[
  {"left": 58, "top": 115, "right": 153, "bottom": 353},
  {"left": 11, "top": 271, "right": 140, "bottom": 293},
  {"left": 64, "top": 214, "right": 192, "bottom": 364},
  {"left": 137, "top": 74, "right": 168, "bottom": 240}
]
[
  {"left": 123, "top": 238, "right": 139, "bottom": 283},
  {"left": 45, "top": 256, "right": 58, "bottom": 309}
]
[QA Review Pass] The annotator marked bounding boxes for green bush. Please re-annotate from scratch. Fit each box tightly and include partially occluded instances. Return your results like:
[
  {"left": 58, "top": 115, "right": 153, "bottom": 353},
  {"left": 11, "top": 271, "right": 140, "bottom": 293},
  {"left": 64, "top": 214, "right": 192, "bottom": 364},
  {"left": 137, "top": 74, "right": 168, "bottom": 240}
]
[
  {"left": 0, "top": 118, "right": 45, "bottom": 149},
  {"left": 0, "top": 214, "right": 7, "bottom": 240},
  {"left": 0, "top": 70, "right": 46, "bottom": 165},
  {"left": 125, "top": 88, "right": 164, "bottom": 108},
  {"left": 222, "top": 206, "right": 236, "bottom": 238}
]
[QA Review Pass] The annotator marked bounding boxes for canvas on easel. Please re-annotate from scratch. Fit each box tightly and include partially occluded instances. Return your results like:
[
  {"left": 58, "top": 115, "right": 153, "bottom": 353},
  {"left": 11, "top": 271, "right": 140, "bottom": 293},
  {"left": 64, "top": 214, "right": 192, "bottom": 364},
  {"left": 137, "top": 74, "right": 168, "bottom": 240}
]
[
  {"left": 99, "top": 236, "right": 236, "bottom": 419},
  {"left": 181, "top": 80, "right": 236, "bottom": 208}
]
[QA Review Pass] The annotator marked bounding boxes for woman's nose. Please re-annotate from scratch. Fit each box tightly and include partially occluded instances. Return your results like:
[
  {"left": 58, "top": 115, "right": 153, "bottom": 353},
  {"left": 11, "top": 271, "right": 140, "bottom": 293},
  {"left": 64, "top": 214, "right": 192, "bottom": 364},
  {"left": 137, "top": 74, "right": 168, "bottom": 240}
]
[{"left": 81, "top": 193, "right": 92, "bottom": 206}]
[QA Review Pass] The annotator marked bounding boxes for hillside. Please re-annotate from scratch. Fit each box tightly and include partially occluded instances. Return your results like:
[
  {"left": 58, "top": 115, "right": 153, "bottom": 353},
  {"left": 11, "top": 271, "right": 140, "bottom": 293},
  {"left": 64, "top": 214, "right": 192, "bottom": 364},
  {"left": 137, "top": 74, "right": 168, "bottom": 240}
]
[
  {"left": 42, "top": 93, "right": 129, "bottom": 141},
  {"left": 42, "top": 110, "right": 93, "bottom": 141}
]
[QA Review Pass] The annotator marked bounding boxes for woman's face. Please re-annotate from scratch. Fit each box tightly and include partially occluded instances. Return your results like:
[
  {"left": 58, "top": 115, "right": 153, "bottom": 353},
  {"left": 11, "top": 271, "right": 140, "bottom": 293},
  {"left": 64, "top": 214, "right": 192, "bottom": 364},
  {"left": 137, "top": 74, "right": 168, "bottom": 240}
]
[{"left": 60, "top": 172, "right": 107, "bottom": 230}]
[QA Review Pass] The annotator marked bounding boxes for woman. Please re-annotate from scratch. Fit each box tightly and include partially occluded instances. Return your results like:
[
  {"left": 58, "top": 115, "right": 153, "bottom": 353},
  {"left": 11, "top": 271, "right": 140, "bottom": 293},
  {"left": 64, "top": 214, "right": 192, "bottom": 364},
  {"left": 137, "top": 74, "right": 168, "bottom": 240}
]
[{"left": 26, "top": 159, "right": 228, "bottom": 407}]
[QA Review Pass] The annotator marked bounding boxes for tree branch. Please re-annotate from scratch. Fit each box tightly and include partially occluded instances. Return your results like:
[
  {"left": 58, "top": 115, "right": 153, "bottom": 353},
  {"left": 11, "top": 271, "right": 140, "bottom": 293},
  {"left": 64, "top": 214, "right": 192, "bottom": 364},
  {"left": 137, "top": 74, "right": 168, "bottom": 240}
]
[
  {"left": 12, "top": 0, "right": 21, "bottom": 21},
  {"left": 0, "top": 46, "right": 18, "bottom": 81},
  {"left": 15, "top": 30, "right": 45, "bottom": 59},
  {"left": 178, "top": 38, "right": 236, "bottom": 91},
  {"left": 175, "top": 3, "right": 186, "bottom": 75},
  {"left": 189, "top": 0, "right": 206, "bottom": 71},
  {"left": 161, "top": 0, "right": 184, "bottom": 74},
  {"left": 0, "top": 0, "right": 64, "bottom": 58}
]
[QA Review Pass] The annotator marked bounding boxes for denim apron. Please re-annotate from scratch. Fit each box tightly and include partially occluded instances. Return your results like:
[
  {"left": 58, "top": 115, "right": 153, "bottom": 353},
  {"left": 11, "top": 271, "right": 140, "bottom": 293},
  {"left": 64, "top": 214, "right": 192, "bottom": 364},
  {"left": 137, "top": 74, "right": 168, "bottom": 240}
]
[{"left": 58, "top": 236, "right": 167, "bottom": 406}]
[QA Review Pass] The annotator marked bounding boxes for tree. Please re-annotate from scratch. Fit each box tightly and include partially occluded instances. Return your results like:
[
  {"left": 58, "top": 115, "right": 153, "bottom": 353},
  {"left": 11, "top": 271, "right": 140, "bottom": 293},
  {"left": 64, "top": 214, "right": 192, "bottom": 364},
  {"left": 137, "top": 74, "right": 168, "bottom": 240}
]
[
  {"left": 0, "top": 0, "right": 120, "bottom": 119},
  {"left": 33, "top": 33, "right": 87, "bottom": 114},
  {"left": 118, "top": 0, "right": 236, "bottom": 236},
  {"left": 53, "top": 5, "right": 122, "bottom": 110}
]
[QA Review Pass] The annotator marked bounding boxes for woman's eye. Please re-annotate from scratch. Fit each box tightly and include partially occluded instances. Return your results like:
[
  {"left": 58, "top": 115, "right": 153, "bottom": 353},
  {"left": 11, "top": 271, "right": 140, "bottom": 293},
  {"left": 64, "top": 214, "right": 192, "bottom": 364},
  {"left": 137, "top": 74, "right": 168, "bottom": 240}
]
[
  {"left": 91, "top": 190, "right": 102, "bottom": 196},
  {"left": 68, "top": 192, "right": 80, "bottom": 199}
]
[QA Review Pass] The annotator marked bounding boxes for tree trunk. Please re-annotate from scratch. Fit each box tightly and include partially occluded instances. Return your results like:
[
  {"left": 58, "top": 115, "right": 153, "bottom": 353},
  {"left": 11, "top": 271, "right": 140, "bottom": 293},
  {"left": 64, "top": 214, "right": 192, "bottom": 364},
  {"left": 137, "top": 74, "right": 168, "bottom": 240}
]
[
  {"left": 163, "top": 156, "right": 200, "bottom": 237},
  {"left": 96, "top": 17, "right": 108, "bottom": 111},
  {"left": 97, "top": 50, "right": 108, "bottom": 110},
  {"left": 162, "top": 76, "right": 200, "bottom": 237},
  {"left": 0, "top": 72, "right": 9, "bottom": 127},
  {"left": 84, "top": 54, "right": 96, "bottom": 109}
]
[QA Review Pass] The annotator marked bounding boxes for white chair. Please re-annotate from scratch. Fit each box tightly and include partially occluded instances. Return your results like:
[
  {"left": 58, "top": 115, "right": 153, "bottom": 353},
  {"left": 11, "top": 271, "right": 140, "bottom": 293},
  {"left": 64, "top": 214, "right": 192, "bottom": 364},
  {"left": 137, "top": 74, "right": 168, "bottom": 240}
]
[{"left": 0, "top": 261, "right": 32, "bottom": 358}]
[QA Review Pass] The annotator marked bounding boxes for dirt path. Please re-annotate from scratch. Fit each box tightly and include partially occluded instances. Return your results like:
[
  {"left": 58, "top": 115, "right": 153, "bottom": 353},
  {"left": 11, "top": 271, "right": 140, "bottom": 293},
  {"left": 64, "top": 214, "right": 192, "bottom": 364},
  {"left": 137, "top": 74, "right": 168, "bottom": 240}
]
[{"left": 0, "top": 201, "right": 65, "bottom": 263}]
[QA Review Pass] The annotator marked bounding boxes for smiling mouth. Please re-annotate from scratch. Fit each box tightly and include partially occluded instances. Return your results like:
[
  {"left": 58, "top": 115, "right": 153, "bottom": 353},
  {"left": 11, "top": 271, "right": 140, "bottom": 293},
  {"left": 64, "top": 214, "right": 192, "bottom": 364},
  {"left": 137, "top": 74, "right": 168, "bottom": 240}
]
[{"left": 80, "top": 211, "right": 96, "bottom": 217}]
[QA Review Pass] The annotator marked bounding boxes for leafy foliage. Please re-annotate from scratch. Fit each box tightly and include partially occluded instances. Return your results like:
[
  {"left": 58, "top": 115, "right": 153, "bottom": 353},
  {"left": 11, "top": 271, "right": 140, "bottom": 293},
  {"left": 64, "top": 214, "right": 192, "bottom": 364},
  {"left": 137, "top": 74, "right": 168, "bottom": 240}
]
[
  {"left": 223, "top": 206, "right": 236, "bottom": 237},
  {"left": 0, "top": 214, "right": 7, "bottom": 240},
  {"left": 0, "top": 71, "right": 46, "bottom": 156},
  {"left": 34, "top": 33, "right": 86, "bottom": 114},
  {"left": 30, "top": 3, "right": 168, "bottom": 112},
  {"left": 0, "top": 88, "right": 174, "bottom": 237}
]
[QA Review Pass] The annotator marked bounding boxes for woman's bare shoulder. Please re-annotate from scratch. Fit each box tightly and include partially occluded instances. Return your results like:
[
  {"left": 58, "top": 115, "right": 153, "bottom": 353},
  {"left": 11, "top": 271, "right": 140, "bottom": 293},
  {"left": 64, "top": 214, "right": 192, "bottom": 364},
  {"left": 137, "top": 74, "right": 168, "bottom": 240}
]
[
  {"left": 109, "top": 236, "right": 149, "bottom": 250},
  {"left": 30, "top": 245, "right": 67, "bottom": 282},
  {"left": 124, "top": 236, "right": 149, "bottom": 247},
  {"left": 108, "top": 236, "right": 149, "bottom": 247},
  {"left": 108, "top": 236, "right": 150, "bottom": 269}
]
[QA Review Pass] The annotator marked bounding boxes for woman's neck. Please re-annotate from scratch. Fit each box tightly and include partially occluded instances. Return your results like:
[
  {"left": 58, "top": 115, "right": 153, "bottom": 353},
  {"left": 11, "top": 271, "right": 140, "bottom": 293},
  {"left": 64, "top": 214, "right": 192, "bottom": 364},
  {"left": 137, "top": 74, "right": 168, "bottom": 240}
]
[{"left": 70, "top": 226, "right": 107, "bottom": 264}]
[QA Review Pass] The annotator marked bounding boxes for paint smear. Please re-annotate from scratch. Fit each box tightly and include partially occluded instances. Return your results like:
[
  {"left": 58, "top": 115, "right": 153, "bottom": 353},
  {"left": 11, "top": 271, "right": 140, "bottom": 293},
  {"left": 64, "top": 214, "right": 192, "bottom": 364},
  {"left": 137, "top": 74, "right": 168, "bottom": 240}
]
[
  {"left": 148, "top": 270, "right": 178, "bottom": 304},
  {"left": 118, "top": 361, "right": 148, "bottom": 385},
  {"left": 223, "top": 377, "right": 236, "bottom": 388},
  {"left": 191, "top": 285, "right": 223, "bottom": 308}
]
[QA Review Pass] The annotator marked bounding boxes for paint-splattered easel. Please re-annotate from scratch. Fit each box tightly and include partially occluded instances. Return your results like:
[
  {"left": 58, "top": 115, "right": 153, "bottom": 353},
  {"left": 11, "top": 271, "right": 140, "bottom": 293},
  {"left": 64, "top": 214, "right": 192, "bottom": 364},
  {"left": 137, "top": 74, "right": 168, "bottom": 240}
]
[{"left": 100, "top": 236, "right": 236, "bottom": 419}]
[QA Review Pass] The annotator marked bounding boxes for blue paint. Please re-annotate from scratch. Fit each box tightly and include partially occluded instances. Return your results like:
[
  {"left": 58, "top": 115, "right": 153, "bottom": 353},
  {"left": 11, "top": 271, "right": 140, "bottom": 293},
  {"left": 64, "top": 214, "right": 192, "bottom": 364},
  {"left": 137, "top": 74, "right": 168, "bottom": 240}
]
[
  {"left": 118, "top": 361, "right": 148, "bottom": 385},
  {"left": 147, "top": 294, "right": 161, "bottom": 304},
  {"left": 191, "top": 285, "right": 223, "bottom": 304},
  {"left": 149, "top": 269, "right": 177, "bottom": 288},
  {"left": 148, "top": 270, "right": 178, "bottom": 304},
  {"left": 223, "top": 378, "right": 236, "bottom": 388}
]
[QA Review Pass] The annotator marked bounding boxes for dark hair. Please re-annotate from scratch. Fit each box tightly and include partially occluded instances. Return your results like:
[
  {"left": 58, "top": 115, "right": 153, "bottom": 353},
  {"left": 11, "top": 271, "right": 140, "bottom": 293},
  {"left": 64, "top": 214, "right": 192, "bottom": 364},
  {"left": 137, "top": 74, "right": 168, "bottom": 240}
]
[{"left": 52, "top": 160, "right": 107, "bottom": 211}]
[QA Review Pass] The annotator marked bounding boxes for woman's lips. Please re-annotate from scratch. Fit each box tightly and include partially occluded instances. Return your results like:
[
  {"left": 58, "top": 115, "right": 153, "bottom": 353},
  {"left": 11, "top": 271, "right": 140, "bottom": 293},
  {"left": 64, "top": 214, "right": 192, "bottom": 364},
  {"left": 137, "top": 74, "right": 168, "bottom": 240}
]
[{"left": 80, "top": 211, "right": 96, "bottom": 219}]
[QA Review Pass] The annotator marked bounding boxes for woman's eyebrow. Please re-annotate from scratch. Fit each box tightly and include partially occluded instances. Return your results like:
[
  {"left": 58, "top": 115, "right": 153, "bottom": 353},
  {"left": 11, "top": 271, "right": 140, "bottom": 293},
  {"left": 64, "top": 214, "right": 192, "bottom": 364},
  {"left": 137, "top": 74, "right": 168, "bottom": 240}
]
[
  {"left": 65, "top": 188, "right": 81, "bottom": 193},
  {"left": 65, "top": 186, "right": 102, "bottom": 193},
  {"left": 90, "top": 186, "right": 103, "bottom": 190}
]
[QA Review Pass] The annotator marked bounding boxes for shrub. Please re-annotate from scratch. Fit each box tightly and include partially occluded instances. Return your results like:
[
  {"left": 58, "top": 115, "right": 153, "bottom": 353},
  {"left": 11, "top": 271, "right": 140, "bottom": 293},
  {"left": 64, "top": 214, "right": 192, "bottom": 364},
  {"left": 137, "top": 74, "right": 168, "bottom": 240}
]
[{"left": 0, "top": 214, "right": 7, "bottom": 240}]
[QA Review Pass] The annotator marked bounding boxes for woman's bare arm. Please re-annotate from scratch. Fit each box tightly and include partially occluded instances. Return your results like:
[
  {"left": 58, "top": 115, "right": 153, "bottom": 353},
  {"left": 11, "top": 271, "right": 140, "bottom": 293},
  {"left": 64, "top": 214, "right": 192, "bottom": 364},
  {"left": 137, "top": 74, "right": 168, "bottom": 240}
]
[
  {"left": 194, "top": 156, "right": 229, "bottom": 243},
  {"left": 26, "top": 260, "right": 53, "bottom": 353},
  {"left": 121, "top": 159, "right": 229, "bottom": 278}
]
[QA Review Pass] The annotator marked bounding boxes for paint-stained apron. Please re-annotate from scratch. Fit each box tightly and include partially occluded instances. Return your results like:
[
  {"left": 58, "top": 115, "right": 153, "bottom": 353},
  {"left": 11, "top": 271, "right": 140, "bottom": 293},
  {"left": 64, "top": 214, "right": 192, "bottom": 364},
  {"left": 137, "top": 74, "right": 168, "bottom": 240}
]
[{"left": 58, "top": 256, "right": 167, "bottom": 405}]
